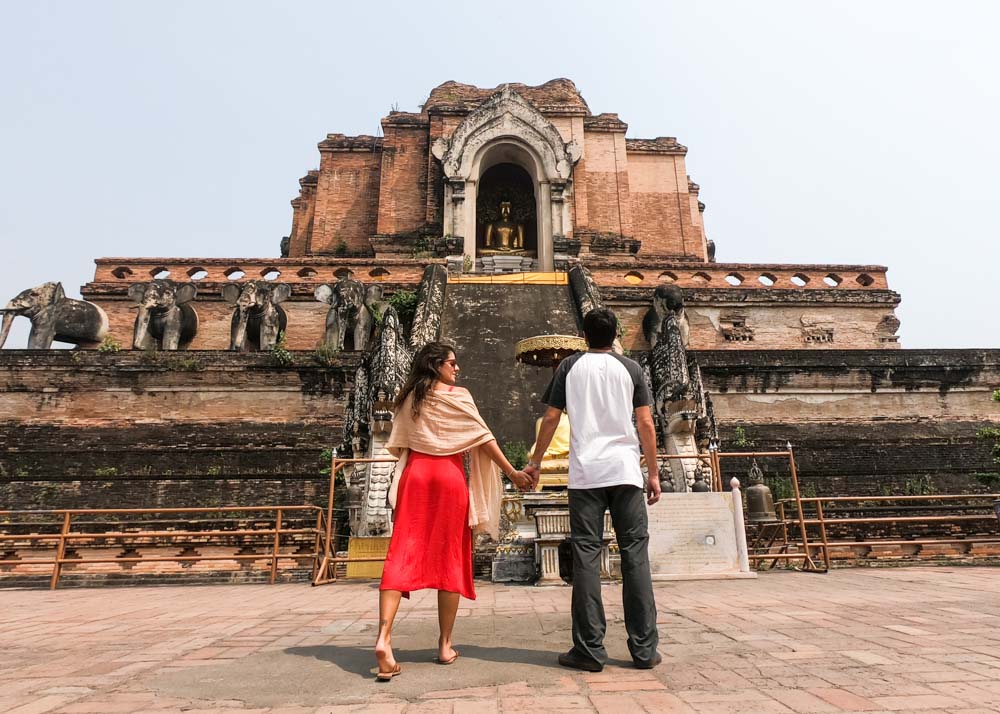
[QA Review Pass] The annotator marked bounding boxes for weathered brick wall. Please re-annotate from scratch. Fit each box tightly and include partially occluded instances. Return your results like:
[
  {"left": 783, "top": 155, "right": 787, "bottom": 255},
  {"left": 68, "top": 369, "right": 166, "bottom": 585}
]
[
  {"left": 627, "top": 153, "right": 706, "bottom": 258},
  {"left": 578, "top": 130, "right": 633, "bottom": 239},
  {"left": 0, "top": 351, "right": 358, "bottom": 512},
  {"left": 376, "top": 117, "right": 430, "bottom": 236},
  {"left": 310, "top": 139, "right": 381, "bottom": 255},
  {"left": 288, "top": 171, "right": 318, "bottom": 258},
  {"left": 695, "top": 349, "right": 1000, "bottom": 495}
]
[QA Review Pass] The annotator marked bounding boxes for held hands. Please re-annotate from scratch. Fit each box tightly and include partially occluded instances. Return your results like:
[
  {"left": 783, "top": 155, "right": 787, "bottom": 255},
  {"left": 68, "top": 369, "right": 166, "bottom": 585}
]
[
  {"left": 522, "top": 462, "right": 541, "bottom": 491},
  {"left": 508, "top": 469, "right": 536, "bottom": 492}
]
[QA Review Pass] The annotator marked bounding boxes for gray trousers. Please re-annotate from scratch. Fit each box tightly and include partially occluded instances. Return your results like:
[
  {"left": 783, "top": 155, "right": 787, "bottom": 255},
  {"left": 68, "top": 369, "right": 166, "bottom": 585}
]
[{"left": 568, "top": 485, "right": 659, "bottom": 665}]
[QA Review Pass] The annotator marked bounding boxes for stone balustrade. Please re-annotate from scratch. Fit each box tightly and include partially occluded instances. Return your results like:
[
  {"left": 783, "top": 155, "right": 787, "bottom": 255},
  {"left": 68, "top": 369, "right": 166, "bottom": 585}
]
[
  {"left": 93, "top": 258, "right": 434, "bottom": 285},
  {"left": 588, "top": 263, "right": 890, "bottom": 290}
]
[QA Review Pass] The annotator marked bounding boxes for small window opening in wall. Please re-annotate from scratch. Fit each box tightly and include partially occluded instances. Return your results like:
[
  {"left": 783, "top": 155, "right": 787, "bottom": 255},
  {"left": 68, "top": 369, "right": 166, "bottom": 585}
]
[
  {"left": 369, "top": 268, "right": 390, "bottom": 281},
  {"left": 724, "top": 272, "right": 744, "bottom": 286},
  {"left": 225, "top": 268, "right": 245, "bottom": 281},
  {"left": 823, "top": 273, "right": 842, "bottom": 287},
  {"left": 658, "top": 271, "right": 677, "bottom": 283},
  {"left": 297, "top": 267, "right": 318, "bottom": 278},
  {"left": 334, "top": 268, "right": 352, "bottom": 279},
  {"left": 111, "top": 266, "right": 133, "bottom": 279},
  {"left": 624, "top": 271, "right": 644, "bottom": 285},
  {"left": 758, "top": 273, "right": 777, "bottom": 286},
  {"left": 791, "top": 273, "right": 809, "bottom": 286},
  {"left": 855, "top": 273, "right": 874, "bottom": 287},
  {"left": 805, "top": 330, "right": 835, "bottom": 343},
  {"left": 187, "top": 268, "right": 208, "bottom": 280},
  {"left": 150, "top": 267, "right": 170, "bottom": 279},
  {"left": 692, "top": 271, "right": 711, "bottom": 283},
  {"left": 261, "top": 268, "right": 281, "bottom": 281}
]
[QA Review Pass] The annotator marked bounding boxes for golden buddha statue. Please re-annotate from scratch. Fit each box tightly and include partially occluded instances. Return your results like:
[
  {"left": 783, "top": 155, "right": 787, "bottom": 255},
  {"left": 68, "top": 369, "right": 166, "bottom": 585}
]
[
  {"left": 484, "top": 201, "right": 524, "bottom": 251},
  {"left": 529, "top": 411, "right": 571, "bottom": 489}
]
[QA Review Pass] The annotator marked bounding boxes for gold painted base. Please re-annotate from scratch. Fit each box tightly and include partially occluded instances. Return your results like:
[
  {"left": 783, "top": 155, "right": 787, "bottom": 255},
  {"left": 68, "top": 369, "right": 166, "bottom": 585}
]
[{"left": 345, "top": 536, "right": 390, "bottom": 579}]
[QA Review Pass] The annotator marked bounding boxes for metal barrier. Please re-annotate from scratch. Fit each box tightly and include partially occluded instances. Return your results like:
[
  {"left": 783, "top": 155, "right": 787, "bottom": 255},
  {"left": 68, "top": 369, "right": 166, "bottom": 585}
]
[
  {"left": 0, "top": 505, "right": 325, "bottom": 589},
  {"left": 762, "top": 493, "right": 1000, "bottom": 567}
]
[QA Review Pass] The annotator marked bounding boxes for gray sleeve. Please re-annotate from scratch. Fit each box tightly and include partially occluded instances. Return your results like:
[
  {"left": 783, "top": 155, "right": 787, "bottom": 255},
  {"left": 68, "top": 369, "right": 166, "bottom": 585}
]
[{"left": 541, "top": 359, "right": 569, "bottom": 410}]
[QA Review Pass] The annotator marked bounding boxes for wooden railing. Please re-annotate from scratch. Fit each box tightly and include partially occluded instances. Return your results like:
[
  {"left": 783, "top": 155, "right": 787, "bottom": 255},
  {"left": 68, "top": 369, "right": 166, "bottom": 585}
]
[{"left": 0, "top": 505, "right": 325, "bottom": 589}]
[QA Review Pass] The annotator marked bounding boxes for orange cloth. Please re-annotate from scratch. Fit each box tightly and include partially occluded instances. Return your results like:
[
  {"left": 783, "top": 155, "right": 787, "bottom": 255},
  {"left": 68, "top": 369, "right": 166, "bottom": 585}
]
[{"left": 386, "top": 388, "right": 503, "bottom": 540}]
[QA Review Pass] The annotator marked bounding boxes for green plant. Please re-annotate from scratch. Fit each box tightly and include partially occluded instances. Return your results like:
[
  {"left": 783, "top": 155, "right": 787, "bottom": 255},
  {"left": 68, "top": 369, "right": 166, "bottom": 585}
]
[
  {"left": 167, "top": 356, "right": 203, "bottom": 372},
  {"left": 462, "top": 253, "right": 473, "bottom": 273},
  {"left": 765, "top": 476, "right": 793, "bottom": 502},
  {"left": 410, "top": 235, "right": 435, "bottom": 258},
  {"left": 502, "top": 441, "right": 530, "bottom": 471},
  {"left": 97, "top": 335, "right": 122, "bottom": 353},
  {"left": 270, "top": 331, "right": 293, "bottom": 366},
  {"left": 334, "top": 240, "right": 349, "bottom": 257},
  {"left": 902, "top": 475, "right": 936, "bottom": 496},
  {"left": 94, "top": 466, "right": 118, "bottom": 477},
  {"left": 70, "top": 351, "right": 83, "bottom": 364},
  {"left": 206, "top": 466, "right": 222, "bottom": 476},
  {"left": 732, "top": 426, "right": 756, "bottom": 449},
  {"left": 616, "top": 318, "right": 626, "bottom": 340},
  {"left": 312, "top": 343, "right": 339, "bottom": 367},
  {"left": 15, "top": 468, "right": 29, "bottom": 479},
  {"left": 972, "top": 389, "right": 1000, "bottom": 487},
  {"left": 388, "top": 290, "right": 418, "bottom": 330}
]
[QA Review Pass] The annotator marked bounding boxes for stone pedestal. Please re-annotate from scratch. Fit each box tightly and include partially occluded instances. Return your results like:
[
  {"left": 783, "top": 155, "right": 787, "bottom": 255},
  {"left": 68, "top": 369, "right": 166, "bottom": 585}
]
[
  {"left": 647, "top": 492, "right": 756, "bottom": 581},
  {"left": 480, "top": 254, "right": 535, "bottom": 274}
]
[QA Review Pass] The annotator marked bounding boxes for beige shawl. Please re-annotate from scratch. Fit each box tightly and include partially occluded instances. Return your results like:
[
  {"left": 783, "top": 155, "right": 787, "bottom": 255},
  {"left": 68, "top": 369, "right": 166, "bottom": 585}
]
[{"left": 386, "top": 388, "right": 503, "bottom": 540}]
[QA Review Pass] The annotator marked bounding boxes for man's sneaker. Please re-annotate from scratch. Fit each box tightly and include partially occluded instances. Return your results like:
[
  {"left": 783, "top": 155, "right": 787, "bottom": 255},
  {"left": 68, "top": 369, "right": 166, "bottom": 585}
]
[
  {"left": 558, "top": 649, "right": 603, "bottom": 672},
  {"left": 633, "top": 651, "right": 663, "bottom": 669}
]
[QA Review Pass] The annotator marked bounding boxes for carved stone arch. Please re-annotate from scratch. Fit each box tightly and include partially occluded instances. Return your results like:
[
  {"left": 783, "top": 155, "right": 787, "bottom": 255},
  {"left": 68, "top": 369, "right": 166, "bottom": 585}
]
[{"left": 432, "top": 86, "right": 582, "bottom": 271}]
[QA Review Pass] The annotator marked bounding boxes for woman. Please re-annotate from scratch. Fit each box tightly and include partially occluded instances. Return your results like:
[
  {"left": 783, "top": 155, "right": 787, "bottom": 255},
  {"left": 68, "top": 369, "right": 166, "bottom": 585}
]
[{"left": 374, "top": 342, "right": 532, "bottom": 681}]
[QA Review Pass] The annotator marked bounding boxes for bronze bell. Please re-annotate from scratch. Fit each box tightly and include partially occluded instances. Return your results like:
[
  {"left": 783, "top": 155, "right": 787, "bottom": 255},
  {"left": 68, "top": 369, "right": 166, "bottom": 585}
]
[
  {"left": 745, "top": 459, "right": 777, "bottom": 523},
  {"left": 691, "top": 464, "right": 711, "bottom": 492}
]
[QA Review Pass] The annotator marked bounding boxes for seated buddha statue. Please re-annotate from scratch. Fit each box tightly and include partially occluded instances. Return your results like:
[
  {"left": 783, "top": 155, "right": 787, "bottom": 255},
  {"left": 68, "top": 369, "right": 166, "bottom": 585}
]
[
  {"left": 529, "top": 411, "right": 571, "bottom": 489},
  {"left": 484, "top": 201, "right": 524, "bottom": 251}
]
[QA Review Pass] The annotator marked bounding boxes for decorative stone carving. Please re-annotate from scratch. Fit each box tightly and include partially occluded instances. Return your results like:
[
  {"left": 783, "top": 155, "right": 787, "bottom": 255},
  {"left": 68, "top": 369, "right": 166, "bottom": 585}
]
[
  {"left": 431, "top": 85, "right": 583, "bottom": 271},
  {"left": 875, "top": 314, "right": 901, "bottom": 344},
  {"left": 0, "top": 282, "right": 108, "bottom": 350},
  {"left": 314, "top": 275, "right": 373, "bottom": 352},
  {"left": 127, "top": 280, "right": 198, "bottom": 351},
  {"left": 221, "top": 281, "right": 291, "bottom": 352},
  {"left": 408, "top": 264, "right": 447, "bottom": 351},
  {"left": 568, "top": 264, "right": 605, "bottom": 321}
]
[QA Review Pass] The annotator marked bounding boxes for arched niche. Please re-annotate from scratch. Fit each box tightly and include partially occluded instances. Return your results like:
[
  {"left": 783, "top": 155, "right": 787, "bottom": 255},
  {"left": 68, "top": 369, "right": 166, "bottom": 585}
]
[{"left": 433, "top": 86, "right": 581, "bottom": 271}]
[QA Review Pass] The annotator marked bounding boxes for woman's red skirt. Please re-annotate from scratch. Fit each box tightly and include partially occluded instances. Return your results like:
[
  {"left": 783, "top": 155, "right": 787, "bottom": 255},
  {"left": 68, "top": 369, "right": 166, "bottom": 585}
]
[{"left": 379, "top": 450, "right": 475, "bottom": 600}]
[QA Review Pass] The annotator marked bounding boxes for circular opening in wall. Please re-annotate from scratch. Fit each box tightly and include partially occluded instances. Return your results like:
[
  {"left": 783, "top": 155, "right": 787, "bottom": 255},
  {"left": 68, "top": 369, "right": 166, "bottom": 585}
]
[
  {"left": 791, "top": 273, "right": 809, "bottom": 286},
  {"left": 187, "top": 268, "right": 208, "bottom": 280},
  {"left": 111, "top": 266, "right": 133, "bottom": 279},
  {"left": 823, "top": 273, "right": 842, "bottom": 287},
  {"left": 150, "top": 267, "right": 171, "bottom": 279},
  {"left": 261, "top": 268, "right": 281, "bottom": 281},
  {"left": 624, "top": 271, "right": 644, "bottom": 285},
  {"left": 334, "top": 268, "right": 352, "bottom": 279},
  {"left": 691, "top": 271, "right": 711, "bottom": 284},
  {"left": 855, "top": 273, "right": 874, "bottom": 287},
  {"left": 225, "top": 268, "right": 245, "bottom": 281},
  {"left": 658, "top": 272, "right": 677, "bottom": 283},
  {"left": 297, "top": 267, "right": 318, "bottom": 278},
  {"left": 724, "top": 272, "right": 744, "bottom": 286},
  {"left": 369, "top": 268, "right": 390, "bottom": 281},
  {"left": 758, "top": 273, "right": 777, "bottom": 286}
]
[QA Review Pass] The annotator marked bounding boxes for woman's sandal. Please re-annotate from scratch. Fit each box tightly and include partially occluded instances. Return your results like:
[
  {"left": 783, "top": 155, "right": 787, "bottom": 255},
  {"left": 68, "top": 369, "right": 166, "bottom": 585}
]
[
  {"left": 375, "top": 663, "right": 402, "bottom": 681},
  {"left": 434, "top": 652, "right": 459, "bottom": 665}
]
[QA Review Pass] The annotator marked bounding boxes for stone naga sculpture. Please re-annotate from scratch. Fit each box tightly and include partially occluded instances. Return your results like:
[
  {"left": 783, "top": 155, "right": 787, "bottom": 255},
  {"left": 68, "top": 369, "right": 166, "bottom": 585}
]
[
  {"left": 642, "top": 284, "right": 700, "bottom": 492},
  {"left": 314, "top": 275, "right": 372, "bottom": 352},
  {"left": 0, "top": 282, "right": 108, "bottom": 350},
  {"left": 221, "top": 281, "right": 291, "bottom": 352},
  {"left": 127, "top": 280, "right": 198, "bottom": 351}
]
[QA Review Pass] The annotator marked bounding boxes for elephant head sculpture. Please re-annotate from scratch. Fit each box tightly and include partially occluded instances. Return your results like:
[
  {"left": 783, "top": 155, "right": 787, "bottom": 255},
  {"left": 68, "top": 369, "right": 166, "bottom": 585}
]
[
  {"left": 0, "top": 281, "right": 109, "bottom": 350},
  {"left": 314, "top": 275, "right": 373, "bottom": 352},
  {"left": 127, "top": 280, "right": 198, "bottom": 351},
  {"left": 221, "top": 281, "right": 291, "bottom": 352},
  {"left": 642, "top": 284, "right": 688, "bottom": 350}
]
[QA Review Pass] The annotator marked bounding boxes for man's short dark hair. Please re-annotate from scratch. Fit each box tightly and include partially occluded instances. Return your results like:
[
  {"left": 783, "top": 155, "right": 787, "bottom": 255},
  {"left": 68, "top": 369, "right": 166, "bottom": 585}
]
[{"left": 583, "top": 308, "right": 618, "bottom": 349}]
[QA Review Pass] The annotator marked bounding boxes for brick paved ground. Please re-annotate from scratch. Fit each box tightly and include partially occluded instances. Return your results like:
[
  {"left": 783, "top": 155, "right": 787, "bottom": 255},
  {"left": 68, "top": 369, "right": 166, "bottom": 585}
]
[{"left": 2, "top": 567, "right": 999, "bottom": 713}]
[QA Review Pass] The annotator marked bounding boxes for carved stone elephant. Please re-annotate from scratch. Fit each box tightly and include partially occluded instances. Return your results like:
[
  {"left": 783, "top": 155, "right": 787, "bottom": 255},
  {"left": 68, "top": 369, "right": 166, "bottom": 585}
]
[
  {"left": 315, "top": 276, "right": 372, "bottom": 352},
  {"left": 222, "top": 281, "right": 291, "bottom": 352},
  {"left": 127, "top": 280, "right": 198, "bottom": 351},
  {"left": 0, "top": 282, "right": 108, "bottom": 349}
]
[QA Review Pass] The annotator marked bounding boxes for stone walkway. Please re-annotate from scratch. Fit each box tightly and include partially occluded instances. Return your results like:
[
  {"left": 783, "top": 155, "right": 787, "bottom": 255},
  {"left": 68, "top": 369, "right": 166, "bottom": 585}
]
[{"left": 2, "top": 567, "right": 999, "bottom": 713}]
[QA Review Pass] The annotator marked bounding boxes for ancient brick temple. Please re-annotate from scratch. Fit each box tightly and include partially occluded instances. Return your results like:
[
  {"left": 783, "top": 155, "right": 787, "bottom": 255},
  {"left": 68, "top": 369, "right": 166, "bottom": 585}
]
[{"left": 2, "top": 79, "right": 998, "bottom": 586}]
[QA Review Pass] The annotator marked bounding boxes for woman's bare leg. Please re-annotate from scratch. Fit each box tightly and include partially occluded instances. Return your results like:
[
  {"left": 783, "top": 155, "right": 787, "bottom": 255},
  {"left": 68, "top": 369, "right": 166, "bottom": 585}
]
[
  {"left": 437, "top": 590, "right": 460, "bottom": 661},
  {"left": 376, "top": 589, "right": 403, "bottom": 672}
]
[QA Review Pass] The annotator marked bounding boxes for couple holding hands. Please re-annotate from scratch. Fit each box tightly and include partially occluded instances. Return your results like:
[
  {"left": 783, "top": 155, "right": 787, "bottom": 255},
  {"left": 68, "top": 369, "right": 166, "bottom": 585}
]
[{"left": 374, "top": 308, "right": 662, "bottom": 681}]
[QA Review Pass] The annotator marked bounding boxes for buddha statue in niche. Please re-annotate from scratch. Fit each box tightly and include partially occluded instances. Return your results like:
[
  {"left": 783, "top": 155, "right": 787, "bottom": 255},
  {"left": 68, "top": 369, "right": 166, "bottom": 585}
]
[{"left": 484, "top": 201, "right": 524, "bottom": 251}]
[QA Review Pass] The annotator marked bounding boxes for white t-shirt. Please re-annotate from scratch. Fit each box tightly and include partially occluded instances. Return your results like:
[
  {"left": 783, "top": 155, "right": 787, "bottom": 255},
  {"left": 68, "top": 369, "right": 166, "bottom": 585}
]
[{"left": 542, "top": 351, "right": 653, "bottom": 489}]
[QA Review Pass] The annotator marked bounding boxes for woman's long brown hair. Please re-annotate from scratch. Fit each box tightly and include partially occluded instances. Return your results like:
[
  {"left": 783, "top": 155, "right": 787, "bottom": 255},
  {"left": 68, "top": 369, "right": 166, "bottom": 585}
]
[{"left": 393, "top": 341, "right": 456, "bottom": 419}]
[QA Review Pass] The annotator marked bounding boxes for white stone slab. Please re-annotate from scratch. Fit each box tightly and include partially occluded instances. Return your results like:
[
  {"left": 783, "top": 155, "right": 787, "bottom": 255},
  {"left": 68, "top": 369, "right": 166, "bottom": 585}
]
[{"left": 647, "top": 492, "right": 757, "bottom": 581}]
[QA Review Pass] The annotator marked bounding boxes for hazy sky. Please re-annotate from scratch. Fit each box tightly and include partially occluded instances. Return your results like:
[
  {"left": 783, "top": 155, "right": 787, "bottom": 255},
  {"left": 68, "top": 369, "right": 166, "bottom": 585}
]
[{"left": 1, "top": 1, "right": 997, "bottom": 348}]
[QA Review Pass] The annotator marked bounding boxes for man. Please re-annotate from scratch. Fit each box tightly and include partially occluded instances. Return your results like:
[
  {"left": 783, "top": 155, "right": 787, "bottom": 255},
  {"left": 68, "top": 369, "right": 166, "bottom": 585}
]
[{"left": 524, "top": 308, "right": 662, "bottom": 672}]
